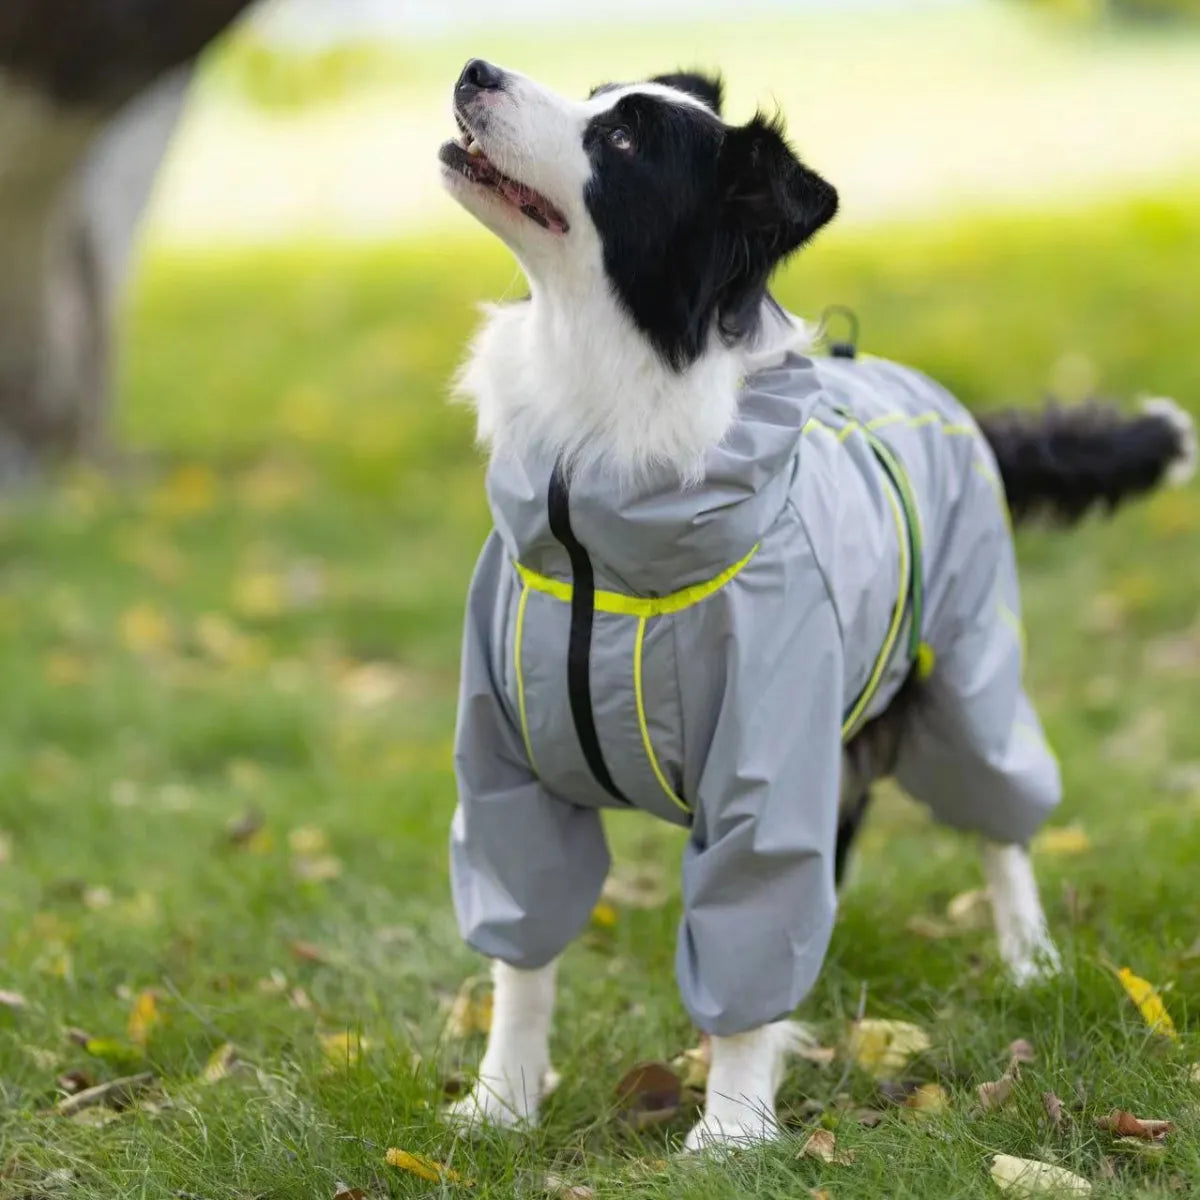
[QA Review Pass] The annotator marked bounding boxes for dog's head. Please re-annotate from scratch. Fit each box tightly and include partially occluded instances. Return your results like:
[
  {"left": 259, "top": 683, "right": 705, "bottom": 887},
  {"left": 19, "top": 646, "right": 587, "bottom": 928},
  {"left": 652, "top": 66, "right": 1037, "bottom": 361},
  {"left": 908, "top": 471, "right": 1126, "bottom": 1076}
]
[{"left": 439, "top": 61, "right": 838, "bottom": 370}]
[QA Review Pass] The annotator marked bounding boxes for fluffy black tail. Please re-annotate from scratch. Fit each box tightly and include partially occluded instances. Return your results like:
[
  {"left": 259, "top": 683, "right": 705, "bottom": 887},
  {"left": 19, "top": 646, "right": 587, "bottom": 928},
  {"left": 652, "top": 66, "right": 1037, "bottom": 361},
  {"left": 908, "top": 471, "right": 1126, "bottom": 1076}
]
[{"left": 976, "top": 397, "right": 1196, "bottom": 525}]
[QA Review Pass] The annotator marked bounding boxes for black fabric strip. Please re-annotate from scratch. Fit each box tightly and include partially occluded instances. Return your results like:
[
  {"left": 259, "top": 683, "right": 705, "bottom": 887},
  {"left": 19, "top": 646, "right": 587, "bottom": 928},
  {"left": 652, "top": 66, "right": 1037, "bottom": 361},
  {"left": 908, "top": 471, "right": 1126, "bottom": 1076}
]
[{"left": 546, "top": 465, "right": 630, "bottom": 805}]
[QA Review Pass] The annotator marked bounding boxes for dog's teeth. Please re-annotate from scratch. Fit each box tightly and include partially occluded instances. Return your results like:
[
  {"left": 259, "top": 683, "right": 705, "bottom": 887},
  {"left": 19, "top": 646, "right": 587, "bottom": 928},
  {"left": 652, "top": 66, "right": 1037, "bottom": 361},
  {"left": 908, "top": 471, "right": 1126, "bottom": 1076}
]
[{"left": 466, "top": 138, "right": 483, "bottom": 156}]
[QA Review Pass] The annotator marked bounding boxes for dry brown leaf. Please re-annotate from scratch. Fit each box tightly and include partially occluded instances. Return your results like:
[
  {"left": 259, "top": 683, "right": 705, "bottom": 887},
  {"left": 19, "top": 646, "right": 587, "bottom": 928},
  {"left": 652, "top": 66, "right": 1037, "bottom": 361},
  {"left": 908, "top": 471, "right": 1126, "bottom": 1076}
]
[
  {"left": 614, "top": 1061, "right": 682, "bottom": 1116},
  {"left": 848, "top": 1019, "right": 931, "bottom": 1077},
  {"left": 384, "top": 1148, "right": 469, "bottom": 1186},
  {"left": 290, "top": 941, "right": 329, "bottom": 965},
  {"left": 445, "top": 979, "right": 492, "bottom": 1039},
  {"left": 851, "top": 1107, "right": 885, "bottom": 1127},
  {"left": 808, "top": 1191, "right": 833, "bottom": 1200},
  {"left": 56, "top": 1070, "right": 94, "bottom": 1096},
  {"left": 990, "top": 1154, "right": 1091, "bottom": 1195},
  {"left": 978, "top": 1073, "right": 1017, "bottom": 1112},
  {"left": 333, "top": 1186, "right": 367, "bottom": 1200},
  {"left": 127, "top": 990, "right": 162, "bottom": 1048},
  {"left": 1116, "top": 967, "right": 1178, "bottom": 1040},
  {"left": 947, "top": 887, "right": 993, "bottom": 929},
  {"left": 1043, "top": 1091, "right": 1065, "bottom": 1127},
  {"left": 1009, "top": 1039, "right": 1036, "bottom": 1065},
  {"left": 0, "top": 990, "right": 26, "bottom": 1011},
  {"left": 1095, "top": 1109, "right": 1174, "bottom": 1141},
  {"left": 542, "top": 1174, "right": 596, "bottom": 1199},
  {"left": 54, "top": 1072, "right": 155, "bottom": 1117},
  {"left": 905, "top": 1083, "right": 949, "bottom": 1113},
  {"left": 225, "top": 809, "right": 264, "bottom": 845},
  {"left": 799, "top": 1128, "right": 855, "bottom": 1165}
]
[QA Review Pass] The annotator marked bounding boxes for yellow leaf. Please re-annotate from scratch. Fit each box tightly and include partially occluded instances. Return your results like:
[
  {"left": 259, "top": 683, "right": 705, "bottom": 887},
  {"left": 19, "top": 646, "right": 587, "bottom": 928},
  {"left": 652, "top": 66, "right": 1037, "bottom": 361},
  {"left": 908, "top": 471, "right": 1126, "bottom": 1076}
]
[
  {"left": 195, "top": 614, "right": 259, "bottom": 667},
  {"left": 320, "top": 1030, "right": 370, "bottom": 1067},
  {"left": 384, "top": 1148, "right": 469, "bottom": 1185},
  {"left": 989, "top": 1154, "right": 1091, "bottom": 1195},
  {"left": 848, "top": 1019, "right": 931, "bottom": 1077},
  {"left": 445, "top": 979, "right": 492, "bottom": 1039},
  {"left": 202, "top": 1043, "right": 239, "bottom": 1083},
  {"left": 232, "top": 572, "right": 283, "bottom": 618},
  {"left": 288, "top": 826, "right": 329, "bottom": 856},
  {"left": 44, "top": 651, "right": 90, "bottom": 686},
  {"left": 127, "top": 990, "right": 162, "bottom": 1048},
  {"left": 153, "top": 464, "right": 217, "bottom": 518},
  {"left": 906, "top": 1082, "right": 950, "bottom": 1113},
  {"left": 590, "top": 901, "right": 619, "bottom": 930},
  {"left": 119, "top": 603, "right": 173, "bottom": 655},
  {"left": 236, "top": 459, "right": 306, "bottom": 512},
  {"left": 1116, "top": 967, "right": 1177, "bottom": 1040},
  {"left": 1032, "top": 824, "right": 1091, "bottom": 858}
]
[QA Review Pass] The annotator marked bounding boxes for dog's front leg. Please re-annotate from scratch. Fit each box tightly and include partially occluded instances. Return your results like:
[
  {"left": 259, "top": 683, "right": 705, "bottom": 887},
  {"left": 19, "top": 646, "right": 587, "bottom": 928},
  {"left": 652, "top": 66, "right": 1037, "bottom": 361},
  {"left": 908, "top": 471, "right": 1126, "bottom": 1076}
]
[
  {"left": 983, "top": 842, "right": 1060, "bottom": 984},
  {"left": 447, "top": 958, "right": 557, "bottom": 1129},
  {"left": 682, "top": 1019, "right": 813, "bottom": 1151}
]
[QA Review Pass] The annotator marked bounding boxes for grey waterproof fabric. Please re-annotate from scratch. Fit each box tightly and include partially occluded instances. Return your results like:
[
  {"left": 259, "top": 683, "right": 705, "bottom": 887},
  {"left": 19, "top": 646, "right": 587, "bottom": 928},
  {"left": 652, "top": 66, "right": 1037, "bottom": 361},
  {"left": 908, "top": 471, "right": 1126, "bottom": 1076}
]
[{"left": 450, "top": 353, "right": 1060, "bottom": 1035}]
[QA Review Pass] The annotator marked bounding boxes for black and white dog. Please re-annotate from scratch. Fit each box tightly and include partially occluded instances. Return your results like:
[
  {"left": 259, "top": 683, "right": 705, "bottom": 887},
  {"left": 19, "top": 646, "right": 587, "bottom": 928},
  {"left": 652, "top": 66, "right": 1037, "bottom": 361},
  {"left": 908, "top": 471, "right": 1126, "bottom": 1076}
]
[{"left": 437, "top": 60, "right": 1195, "bottom": 1149}]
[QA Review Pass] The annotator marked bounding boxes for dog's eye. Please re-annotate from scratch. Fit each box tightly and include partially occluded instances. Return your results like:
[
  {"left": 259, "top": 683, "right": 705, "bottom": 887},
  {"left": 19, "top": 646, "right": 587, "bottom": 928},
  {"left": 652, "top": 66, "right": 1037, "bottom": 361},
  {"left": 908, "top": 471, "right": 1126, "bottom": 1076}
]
[{"left": 607, "top": 126, "right": 634, "bottom": 153}]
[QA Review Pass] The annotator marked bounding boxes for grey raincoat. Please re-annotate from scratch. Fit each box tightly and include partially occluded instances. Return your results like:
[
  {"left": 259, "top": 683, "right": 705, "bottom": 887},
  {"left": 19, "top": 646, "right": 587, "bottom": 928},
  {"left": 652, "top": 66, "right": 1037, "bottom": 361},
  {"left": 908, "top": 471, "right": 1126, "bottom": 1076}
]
[{"left": 450, "top": 352, "right": 1060, "bottom": 1035}]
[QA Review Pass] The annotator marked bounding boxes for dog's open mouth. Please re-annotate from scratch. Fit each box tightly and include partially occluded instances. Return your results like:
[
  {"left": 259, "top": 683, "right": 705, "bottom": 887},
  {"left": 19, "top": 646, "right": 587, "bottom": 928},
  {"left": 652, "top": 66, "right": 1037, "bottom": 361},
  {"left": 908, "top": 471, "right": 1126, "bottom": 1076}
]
[{"left": 439, "top": 114, "right": 569, "bottom": 235}]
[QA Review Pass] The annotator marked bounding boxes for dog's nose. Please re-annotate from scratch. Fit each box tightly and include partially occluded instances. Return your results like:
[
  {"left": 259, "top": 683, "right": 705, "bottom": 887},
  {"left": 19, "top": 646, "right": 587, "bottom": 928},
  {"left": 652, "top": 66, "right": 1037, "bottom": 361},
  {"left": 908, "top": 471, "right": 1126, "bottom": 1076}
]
[{"left": 456, "top": 58, "right": 505, "bottom": 98}]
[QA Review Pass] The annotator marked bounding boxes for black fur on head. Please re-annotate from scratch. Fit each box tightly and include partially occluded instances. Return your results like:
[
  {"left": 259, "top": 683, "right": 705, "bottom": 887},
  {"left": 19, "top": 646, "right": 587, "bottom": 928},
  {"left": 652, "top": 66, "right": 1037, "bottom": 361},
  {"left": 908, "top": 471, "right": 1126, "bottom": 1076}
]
[
  {"left": 582, "top": 90, "right": 838, "bottom": 370},
  {"left": 650, "top": 70, "right": 724, "bottom": 115}
]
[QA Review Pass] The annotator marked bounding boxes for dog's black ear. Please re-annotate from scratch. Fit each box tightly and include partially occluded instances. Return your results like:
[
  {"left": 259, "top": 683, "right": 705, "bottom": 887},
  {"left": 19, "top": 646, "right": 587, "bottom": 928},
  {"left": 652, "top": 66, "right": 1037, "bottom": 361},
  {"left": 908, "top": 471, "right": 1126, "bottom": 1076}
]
[
  {"left": 719, "top": 113, "right": 838, "bottom": 260},
  {"left": 711, "top": 113, "right": 837, "bottom": 342},
  {"left": 651, "top": 70, "right": 724, "bottom": 115}
]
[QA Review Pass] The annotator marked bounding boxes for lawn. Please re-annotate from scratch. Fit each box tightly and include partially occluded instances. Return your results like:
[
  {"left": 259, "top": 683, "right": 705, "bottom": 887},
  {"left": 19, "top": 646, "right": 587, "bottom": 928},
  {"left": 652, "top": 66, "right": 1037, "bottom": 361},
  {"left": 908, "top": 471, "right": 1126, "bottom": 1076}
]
[{"left": 1, "top": 186, "right": 1199, "bottom": 1198}]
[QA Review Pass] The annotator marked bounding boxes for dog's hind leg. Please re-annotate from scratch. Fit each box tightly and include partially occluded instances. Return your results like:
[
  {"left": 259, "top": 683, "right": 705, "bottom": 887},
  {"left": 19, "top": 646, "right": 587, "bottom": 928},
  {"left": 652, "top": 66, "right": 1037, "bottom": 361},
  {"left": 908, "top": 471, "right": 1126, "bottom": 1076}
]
[
  {"left": 834, "top": 789, "right": 872, "bottom": 886},
  {"left": 446, "top": 958, "right": 557, "bottom": 1129},
  {"left": 983, "top": 842, "right": 1060, "bottom": 984}
]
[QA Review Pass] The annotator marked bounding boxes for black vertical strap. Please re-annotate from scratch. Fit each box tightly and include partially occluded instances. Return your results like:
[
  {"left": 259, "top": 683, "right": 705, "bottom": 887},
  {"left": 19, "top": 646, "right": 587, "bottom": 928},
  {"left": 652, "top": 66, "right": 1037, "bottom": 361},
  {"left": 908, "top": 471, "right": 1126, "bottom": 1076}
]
[{"left": 546, "top": 465, "right": 630, "bottom": 805}]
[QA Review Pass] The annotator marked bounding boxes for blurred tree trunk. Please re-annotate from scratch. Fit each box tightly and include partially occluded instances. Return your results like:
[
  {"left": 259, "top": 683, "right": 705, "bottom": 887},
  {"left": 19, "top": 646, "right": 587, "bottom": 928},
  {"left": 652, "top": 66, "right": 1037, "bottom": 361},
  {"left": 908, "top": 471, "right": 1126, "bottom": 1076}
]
[{"left": 0, "top": 1, "right": 257, "bottom": 480}]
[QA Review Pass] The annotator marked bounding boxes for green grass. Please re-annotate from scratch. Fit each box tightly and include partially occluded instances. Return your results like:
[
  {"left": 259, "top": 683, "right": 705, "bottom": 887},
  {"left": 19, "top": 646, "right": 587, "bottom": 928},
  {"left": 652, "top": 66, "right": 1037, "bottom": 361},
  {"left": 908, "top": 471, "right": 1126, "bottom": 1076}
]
[{"left": 2, "top": 187, "right": 1200, "bottom": 1198}]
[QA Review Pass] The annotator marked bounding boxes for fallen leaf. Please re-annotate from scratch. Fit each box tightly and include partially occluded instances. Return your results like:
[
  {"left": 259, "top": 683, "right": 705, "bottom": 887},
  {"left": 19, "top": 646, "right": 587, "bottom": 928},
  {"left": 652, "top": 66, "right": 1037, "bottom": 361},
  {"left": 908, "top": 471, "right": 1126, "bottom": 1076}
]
[
  {"left": 906, "top": 915, "right": 954, "bottom": 940},
  {"left": 288, "top": 826, "right": 329, "bottom": 855},
  {"left": 201, "top": 1043, "right": 239, "bottom": 1084},
  {"left": 56, "top": 1070, "right": 94, "bottom": 1095},
  {"left": 615, "top": 1061, "right": 682, "bottom": 1110},
  {"left": 1116, "top": 967, "right": 1178, "bottom": 1040},
  {"left": 333, "top": 1186, "right": 367, "bottom": 1200},
  {"left": 851, "top": 1106, "right": 885, "bottom": 1127},
  {"left": 445, "top": 979, "right": 492, "bottom": 1039},
  {"left": 978, "top": 1074, "right": 1016, "bottom": 1111},
  {"left": 947, "top": 887, "right": 993, "bottom": 929},
  {"left": 589, "top": 901, "right": 619, "bottom": 930},
  {"left": 670, "top": 1035, "right": 711, "bottom": 1089},
  {"left": 1111, "top": 1136, "right": 1167, "bottom": 1156},
  {"left": 320, "top": 1030, "right": 370, "bottom": 1067},
  {"left": 384, "top": 1148, "right": 469, "bottom": 1186},
  {"left": 809, "top": 1191, "right": 833, "bottom": 1200},
  {"left": 232, "top": 571, "right": 283, "bottom": 618},
  {"left": 1043, "top": 1091, "right": 1065, "bottom": 1127},
  {"left": 542, "top": 1174, "right": 596, "bottom": 1199},
  {"left": 119, "top": 603, "right": 173, "bottom": 655},
  {"left": 225, "top": 809, "right": 264, "bottom": 845},
  {"left": 0, "top": 990, "right": 26, "bottom": 1011},
  {"left": 292, "top": 854, "right": 343, "bottom": 883},
  {"left": 848, "top": 1019, "right": 931, "bottom": 1077},
  {"left": 799, "top": 1128, "right": 855, "bottom": 1165},
  {"left": 1009, "top": 1039, "right": 1036, "bottom": 1065},
  {"left": 127, "top": 990, "right": 162, "bottom": 1048},
  {"left": 1032, "top": 824, "right": 1091, "bottom": 858},
  {"left": 989, "top": 1154, "right": 1091, "bottom": 1196},
  {"left": 906, "top": 1083, "right": 950, "bottom": 1113},
  {"left": 1188, "top": 1063, "right": 1200, "bottom": 1084},
  {"left": 54, "top": 1072, "right": 156, "bottom": 1117},
  {"left": 290, "top": 941, "right": 329, "bottom": 965},
  {"left": 43, "top": 650, "right": 90, "bottom": 686},
  {"left": 153, "top": 463, "right": 217, "bottom": 518},
  {"left": 1095, "top": 1109, "right": 1174, "bottom": 1141}
]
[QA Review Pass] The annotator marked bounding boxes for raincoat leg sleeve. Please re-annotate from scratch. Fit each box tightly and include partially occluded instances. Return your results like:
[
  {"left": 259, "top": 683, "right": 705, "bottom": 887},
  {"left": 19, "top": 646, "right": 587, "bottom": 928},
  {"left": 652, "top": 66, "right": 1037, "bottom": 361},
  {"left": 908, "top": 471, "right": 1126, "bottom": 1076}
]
[
  {"left": 678, "top": 578, "right": 844, "bottom": 1037},
  {"left": 894, "top": 495, "right": 1061, "bottom": 845},
  {"left": 450, "top": 534, "right": 610, "bottom": 968}
]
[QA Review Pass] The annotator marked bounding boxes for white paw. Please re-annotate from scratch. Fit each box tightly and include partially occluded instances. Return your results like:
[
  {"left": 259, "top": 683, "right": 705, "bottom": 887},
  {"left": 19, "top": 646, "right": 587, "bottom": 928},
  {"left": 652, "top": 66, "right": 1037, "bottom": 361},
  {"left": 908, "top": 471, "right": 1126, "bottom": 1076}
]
[
  {"left": 682, "top": 1111, "right": 781, "bottom": 1153},
  {"left": 1004, "top": 935, "right": 1061, "bottom": 986},
  {"left": 444, "top": 1064, "right": 549, "bottom": 1132}
]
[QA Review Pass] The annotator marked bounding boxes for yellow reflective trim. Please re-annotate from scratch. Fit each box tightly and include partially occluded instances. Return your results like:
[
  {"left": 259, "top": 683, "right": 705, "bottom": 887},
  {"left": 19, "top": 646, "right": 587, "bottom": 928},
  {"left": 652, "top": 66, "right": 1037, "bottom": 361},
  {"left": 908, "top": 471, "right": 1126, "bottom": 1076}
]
[
  {"left": 916, "top": 641, "right": 936, "bottom": 681},
  {"left": 840, "top": 480, "right": 911, "bottom": 739},
  {"left": 514, "top": 542, "right": 760, "bottom": 618},
  {"left": 514, "top": 582, "right": 538, "bottom": 772},
  {"left": 634, "top": 616, "right": 690, "bottom": 815}
]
